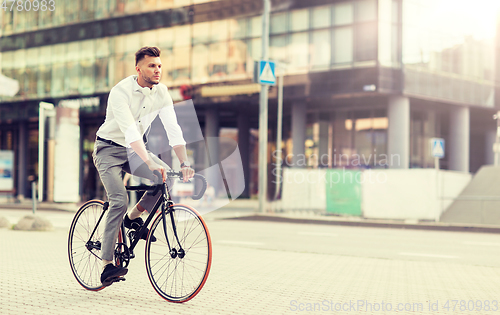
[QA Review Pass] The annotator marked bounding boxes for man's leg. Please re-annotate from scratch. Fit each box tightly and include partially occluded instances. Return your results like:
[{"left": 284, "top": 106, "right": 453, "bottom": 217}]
[
  {"left": 93, "top": 141, "right": 129, "bottom": 283},
  {"left": 99, "top": 164, "right": 129, "bottom": 263}
]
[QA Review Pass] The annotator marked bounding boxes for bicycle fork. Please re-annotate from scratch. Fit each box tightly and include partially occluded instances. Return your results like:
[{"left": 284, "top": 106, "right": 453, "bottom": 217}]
[{"left": 161, "top": 202, "right": 185, "bottom": 259}]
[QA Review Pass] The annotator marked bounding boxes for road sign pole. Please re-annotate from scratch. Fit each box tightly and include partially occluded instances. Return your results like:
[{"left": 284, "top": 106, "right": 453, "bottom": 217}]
[{"left": 258, "top": 0, "right": 270, "bottom": 213}]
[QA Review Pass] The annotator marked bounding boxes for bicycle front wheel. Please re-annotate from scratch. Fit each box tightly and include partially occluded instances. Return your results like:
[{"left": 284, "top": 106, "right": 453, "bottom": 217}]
[
  {"left": 145, "top": 204, "right": 212, "bottom": 303},
  {"left": 68, "top": 200, "right": 107, "bottom": 291}
]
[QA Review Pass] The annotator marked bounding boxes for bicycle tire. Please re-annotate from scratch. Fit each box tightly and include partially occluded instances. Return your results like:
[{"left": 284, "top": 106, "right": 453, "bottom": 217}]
[
  {"left": 68, "top": 200, "right": 109, "bottom": 291},
  {"left": 145, "top": 204, "right": 212, "bottom": 303}
]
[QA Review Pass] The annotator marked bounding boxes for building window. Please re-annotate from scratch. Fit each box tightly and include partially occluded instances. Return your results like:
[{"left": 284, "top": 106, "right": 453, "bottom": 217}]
[
  {"left": 356, "top": 0, "right": 377, "bottom": 22},
  {"left": 290, "top": 9, "right": 309, "bottom": 32},
  {"left": 227, "top": 40, "right": 248, "bottom": 78},
  {"left": 311, "top": 30, "right": 331, "bottom": 69},
  {"left": 193, "top": 22, "right": 210, "bottom": 45},
  {"left": 248, "top": 16, "right": 262, "bottom": 38},
  {"left": 288, "top": 32, "right": 309, "bottom": 73},
  {"left": 334, "top": 109, "right": 388, "bottom": 168},
  {"left": 333, "top": 27, "right": 353, "bottom": 64},
  {"left": 312, "top": 5, "right": 331, "bottom": 29},
  {"left": 191, "top": 44, "right": 209, "bottom": 84},
  {"left": 209, "top": 42, "right": 228, "bottom": 80},
  {"left": 355, "top": 22, "right": 377, "bottom": 62},
  {"left": 271, "top": 12, "right": 288, "bottom": 35},
  {"left": 210, "top": 20, "right": 228, "bottom": 43},
  {"left": 229, "top": 18, "right": 247, "bottom": 40},
  {"left": 270, "top": 35, "right": 287, "bottom": 63},
  {"left": 334, "top": 2, "right": 354, "bottom": 25}
]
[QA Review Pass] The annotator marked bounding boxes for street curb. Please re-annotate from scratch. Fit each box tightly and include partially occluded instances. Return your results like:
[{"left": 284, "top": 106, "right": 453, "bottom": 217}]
[{"left": 224, "top": 215, "right": 500, "bottom": 234}]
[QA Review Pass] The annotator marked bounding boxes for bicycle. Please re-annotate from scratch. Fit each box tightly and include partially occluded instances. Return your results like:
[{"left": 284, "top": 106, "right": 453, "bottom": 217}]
[{"left": 68, "top": 170, "right": 211, "bottom": 303}]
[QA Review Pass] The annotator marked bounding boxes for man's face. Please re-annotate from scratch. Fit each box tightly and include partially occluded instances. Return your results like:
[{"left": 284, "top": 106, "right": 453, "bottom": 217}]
[{"left": 136, "top": 56, "right": 162, "bottom": 86}]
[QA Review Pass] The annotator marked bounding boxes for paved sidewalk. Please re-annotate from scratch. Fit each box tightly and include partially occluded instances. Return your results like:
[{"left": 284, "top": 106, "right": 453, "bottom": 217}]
[{"left": 2, "top": 203, "right": 500, "bottom": 314}]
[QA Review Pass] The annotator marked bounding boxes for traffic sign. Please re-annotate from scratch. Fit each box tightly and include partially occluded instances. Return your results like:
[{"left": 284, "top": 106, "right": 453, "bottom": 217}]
[
  {"left": 430, "top": 138, "right": 445, "bottom": 158},
  {"left": 256, "top": 60, "right": 276, "bottom": 85}
]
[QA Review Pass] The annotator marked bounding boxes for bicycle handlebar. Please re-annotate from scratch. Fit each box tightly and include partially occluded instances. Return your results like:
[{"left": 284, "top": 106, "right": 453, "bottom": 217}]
[{"left": 146, "top": 170, "right": 207, "bottom": 200}]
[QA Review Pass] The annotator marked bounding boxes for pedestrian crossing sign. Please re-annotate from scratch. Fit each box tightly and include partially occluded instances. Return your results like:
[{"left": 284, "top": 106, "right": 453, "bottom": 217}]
[
  {"left": 257, "top": 60, "right": 276, "bottom": 85},
  {"left": 430, "top": 138, "right": 445, "bottom": 158}
]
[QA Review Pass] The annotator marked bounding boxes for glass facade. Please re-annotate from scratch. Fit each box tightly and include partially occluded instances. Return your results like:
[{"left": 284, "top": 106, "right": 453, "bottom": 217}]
[
  {"left": 0, "top": 0, "right": 379, "bottom": 103},
  {"left": 402, "top": 0, "right": 498, "bottom": 106},
  {"left": 0, "top": 0, "right": 220, "bottom": 36}
]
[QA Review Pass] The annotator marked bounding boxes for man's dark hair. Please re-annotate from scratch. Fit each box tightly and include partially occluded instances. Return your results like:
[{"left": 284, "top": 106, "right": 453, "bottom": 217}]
[{"left": 135, "top": 46, "right": 161, "bottom": 65}]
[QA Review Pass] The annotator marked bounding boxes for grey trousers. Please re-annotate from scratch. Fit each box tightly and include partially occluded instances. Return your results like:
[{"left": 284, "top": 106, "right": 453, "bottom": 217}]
[{"left": 92, "top": 139, "right": 171, "bottom": 262}]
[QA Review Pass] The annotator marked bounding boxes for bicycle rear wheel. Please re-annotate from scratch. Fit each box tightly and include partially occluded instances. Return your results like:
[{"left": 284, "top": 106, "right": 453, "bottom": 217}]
[
  {"left": 68, "top": 200, "right": 107, "bottom": 291},
  {"left": 145, "top": 204, "right": 212, "bottom": 303}
]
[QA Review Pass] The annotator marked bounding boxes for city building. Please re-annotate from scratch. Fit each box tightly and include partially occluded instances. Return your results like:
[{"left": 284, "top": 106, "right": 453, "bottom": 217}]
[{"left": 0, "top": 0, "right": 498, "bottom": 202}]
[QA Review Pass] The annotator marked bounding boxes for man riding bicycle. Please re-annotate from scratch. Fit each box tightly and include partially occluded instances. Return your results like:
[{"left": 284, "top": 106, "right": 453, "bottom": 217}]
[{"left": 93, "top": 46, "right": 194, "bottom": 286}]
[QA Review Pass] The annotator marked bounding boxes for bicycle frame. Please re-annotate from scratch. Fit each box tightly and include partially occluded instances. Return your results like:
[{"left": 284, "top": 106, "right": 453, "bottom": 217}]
[{"left": 85, "top": 181, "right": 184, "bottom": 267}]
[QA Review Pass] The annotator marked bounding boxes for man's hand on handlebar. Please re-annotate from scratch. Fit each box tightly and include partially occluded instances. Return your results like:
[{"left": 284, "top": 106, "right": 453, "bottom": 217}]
[
  {"left": 145, "top": 159, "right": 166, "bottom": 182},
  {"left": 181, "top": 165, "right": 195, "bottom": 183}
]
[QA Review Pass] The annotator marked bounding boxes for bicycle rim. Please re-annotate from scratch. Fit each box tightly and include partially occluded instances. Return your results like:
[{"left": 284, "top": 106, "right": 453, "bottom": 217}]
[
  {"left": 145, "top": 204, "right": 212, "bottom": 302},
  {"left": 68, "top": 200, "right": 106, "bottom": 291}
]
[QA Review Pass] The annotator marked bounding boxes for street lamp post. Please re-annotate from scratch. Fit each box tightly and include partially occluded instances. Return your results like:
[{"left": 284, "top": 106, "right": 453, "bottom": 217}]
[
  {"left": 274, "top": 63, "right": 286, "bottom": 201},
  {"left": 258, "top": 0, "right": 271, "bottom": 213}
]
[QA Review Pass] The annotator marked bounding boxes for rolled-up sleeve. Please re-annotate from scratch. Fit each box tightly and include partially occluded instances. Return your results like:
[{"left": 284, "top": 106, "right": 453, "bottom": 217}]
[
  {"left": 109, "top": 87, "right": 142, "bottom": 146},
  {"left": 158, "top": 91, "right": 186, "bottom": 147}
]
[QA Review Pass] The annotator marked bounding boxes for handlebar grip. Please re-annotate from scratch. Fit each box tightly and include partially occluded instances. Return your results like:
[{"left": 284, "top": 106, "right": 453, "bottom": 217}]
[{"left": 191, "top": 174, "right": 207, "bottom": 200}]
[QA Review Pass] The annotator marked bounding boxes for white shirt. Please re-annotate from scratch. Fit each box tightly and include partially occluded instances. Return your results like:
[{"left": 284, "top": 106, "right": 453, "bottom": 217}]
[{"left": 96, "top": 75, "right": 186, "bottom": 148}]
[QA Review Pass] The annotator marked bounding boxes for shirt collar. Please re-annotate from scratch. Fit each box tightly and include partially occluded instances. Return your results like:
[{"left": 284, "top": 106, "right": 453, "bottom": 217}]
[{"left": 133, "top": 75, "right": 157, "bottom": 96}]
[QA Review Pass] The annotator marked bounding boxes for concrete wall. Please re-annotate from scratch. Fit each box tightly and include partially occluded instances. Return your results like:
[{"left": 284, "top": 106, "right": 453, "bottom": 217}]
[
  {"left": 279, "top": 168, "right": 471, "bottom": 221},
  {"left": 281, "top": 168, "right": 326, "bottom": 211},
  {"left": 361, "top": 169, "right": 471, "bottom": 220}
]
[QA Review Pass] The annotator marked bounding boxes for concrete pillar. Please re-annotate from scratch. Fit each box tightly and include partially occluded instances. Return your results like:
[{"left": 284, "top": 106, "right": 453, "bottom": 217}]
[
  {"left": 205, "top": 108, "right": 220, "bottom": 194},
  {"left": 17, "top": 121, "right": 28, "bottom": 200},
  {"left": 237, "top": 109, "right": 250, "bottom": 198},
  {"left": 485, "top": 130, "right": 496, "bottom": 165},
  {"left": 388, "top": 96, "right": 410, "bottom": 169},
  {"left": 291, "top": 102, "right": 306, "bottom": 167},
  {"left": 449, "top": 107, "right": 470, "bottom": 172}
]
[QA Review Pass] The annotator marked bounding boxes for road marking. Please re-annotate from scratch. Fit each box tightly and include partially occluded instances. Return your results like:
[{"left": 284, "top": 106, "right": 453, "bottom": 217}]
[
  {"left": 463, "top": 241, "right": 500, "bottom": 247},
  {"left": 218, "top": 240, "right": 264, "bottom": 246},
  {"left": 298, "top": 232, "right": 338, "bottom": 237},
  {"left": 399, "top": 252, "right": 458, "bottom": 259}
]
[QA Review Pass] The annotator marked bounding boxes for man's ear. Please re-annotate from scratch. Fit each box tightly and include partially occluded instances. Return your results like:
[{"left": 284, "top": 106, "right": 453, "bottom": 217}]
[{"left": 135, "top": 65, "right": 141, "bottom": 75}]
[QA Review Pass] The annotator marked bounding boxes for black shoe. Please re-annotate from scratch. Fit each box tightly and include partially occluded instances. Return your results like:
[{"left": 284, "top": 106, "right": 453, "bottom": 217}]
[
  {"left": 124, "top": 214, "right": 156, "bottom": 242},
  {"left": 100, "top": 264, "right": 128, "bottom": 287}
]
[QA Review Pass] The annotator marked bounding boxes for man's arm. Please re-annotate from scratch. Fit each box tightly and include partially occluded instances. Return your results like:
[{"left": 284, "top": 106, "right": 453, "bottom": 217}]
[
  {"left": 130, "top": 140, "right": 167, "bottom": 182},
  {"left": 173, "top": 145, "right": 194, "bottom": 182}
]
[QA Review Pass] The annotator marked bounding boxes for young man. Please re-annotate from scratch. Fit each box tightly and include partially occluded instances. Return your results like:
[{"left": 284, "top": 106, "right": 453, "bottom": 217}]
[{"left": 93, "top": 46, "right": 194, "bottom": 286}]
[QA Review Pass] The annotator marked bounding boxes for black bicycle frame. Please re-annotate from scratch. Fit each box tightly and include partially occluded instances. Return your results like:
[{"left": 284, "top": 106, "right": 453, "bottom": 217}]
[{"left": 117, "top": 182, "right": 184, "bottom": 263}]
